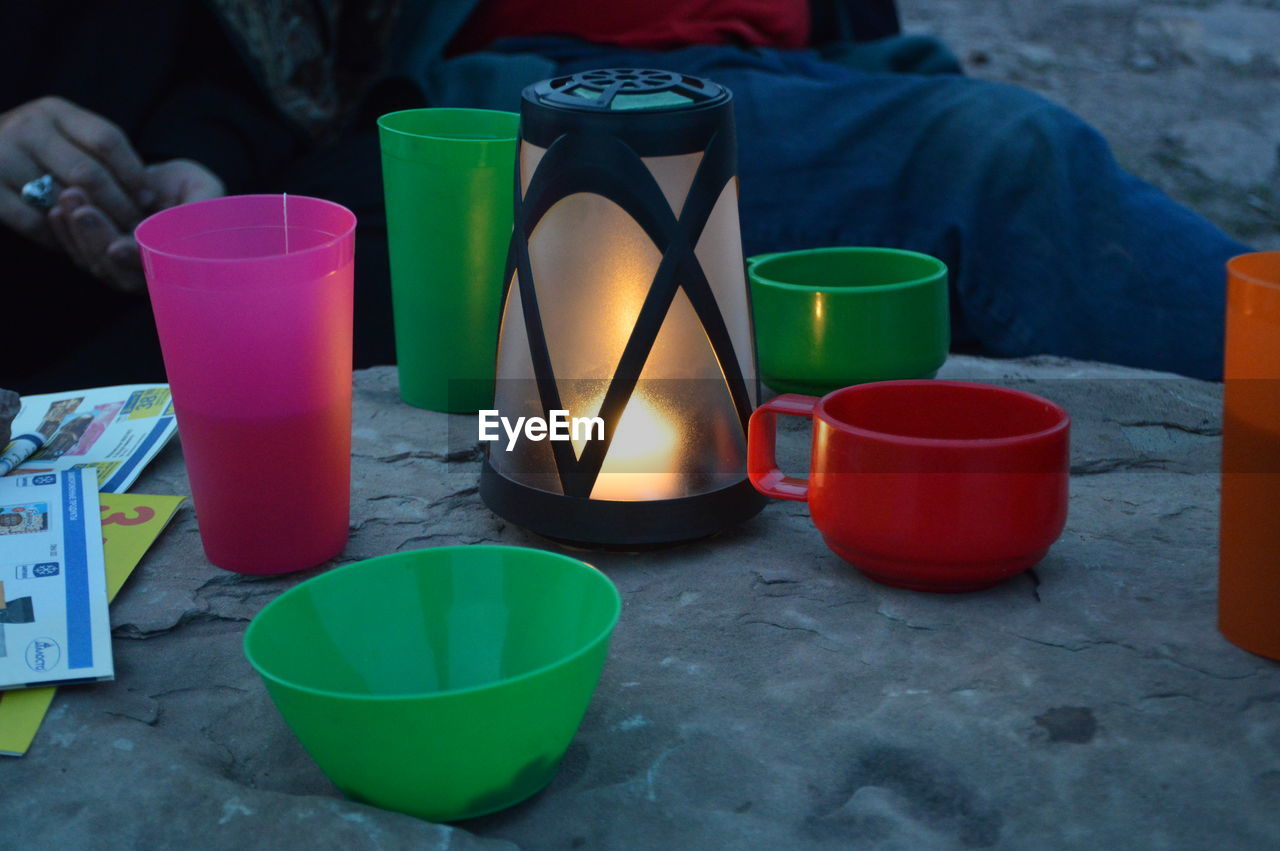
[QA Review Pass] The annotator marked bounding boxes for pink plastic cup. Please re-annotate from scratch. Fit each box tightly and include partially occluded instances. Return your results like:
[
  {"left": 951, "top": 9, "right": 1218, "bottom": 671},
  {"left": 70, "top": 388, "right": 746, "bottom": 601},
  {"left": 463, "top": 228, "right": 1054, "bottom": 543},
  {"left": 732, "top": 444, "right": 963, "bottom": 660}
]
[{"left": 136, "top": 195, "right": 355, "bottom": 574}]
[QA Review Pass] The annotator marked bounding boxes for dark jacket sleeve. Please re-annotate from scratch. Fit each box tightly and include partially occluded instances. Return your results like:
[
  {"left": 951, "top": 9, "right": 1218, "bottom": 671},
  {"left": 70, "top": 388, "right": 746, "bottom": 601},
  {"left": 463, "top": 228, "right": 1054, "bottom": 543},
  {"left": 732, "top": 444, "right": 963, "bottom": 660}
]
[
  {"left": 809, "top": 0, "right": 901, "bottom": 45},
  {"left": 132, "top": 1, "right": 308, "bottom": 194},
  {"left": 1, "top": 0, "right": 308, "bottom": 195},
  {"left": 135, "top": 79, "right": 305, "bottom": 195}
]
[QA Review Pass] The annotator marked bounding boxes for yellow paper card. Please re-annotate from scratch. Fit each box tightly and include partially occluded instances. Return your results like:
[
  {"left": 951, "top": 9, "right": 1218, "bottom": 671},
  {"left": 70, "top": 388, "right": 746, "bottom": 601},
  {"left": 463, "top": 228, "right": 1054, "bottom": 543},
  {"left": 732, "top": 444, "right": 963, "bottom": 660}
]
[
  {"left": 0, "top": 493, "right": 184, "bottom": 756},
  {"left": 96, "top": 494, "right": 186, "bottom": 598}
]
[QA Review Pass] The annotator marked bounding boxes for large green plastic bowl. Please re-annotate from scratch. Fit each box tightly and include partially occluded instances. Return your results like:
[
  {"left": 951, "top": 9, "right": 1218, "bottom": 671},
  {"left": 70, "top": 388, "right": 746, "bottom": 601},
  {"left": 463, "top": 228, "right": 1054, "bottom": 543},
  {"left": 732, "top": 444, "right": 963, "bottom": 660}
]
[{"left": 243, "top": 546, "right": 621, "bottom": 822}]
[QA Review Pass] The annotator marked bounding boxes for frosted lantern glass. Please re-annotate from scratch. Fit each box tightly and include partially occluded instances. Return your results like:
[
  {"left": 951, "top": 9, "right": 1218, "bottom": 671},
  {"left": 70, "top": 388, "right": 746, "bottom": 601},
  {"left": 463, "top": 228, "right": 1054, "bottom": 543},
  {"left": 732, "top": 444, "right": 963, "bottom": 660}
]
[{"left": 490, "top": 144, "right": 754, "bottom": 501}]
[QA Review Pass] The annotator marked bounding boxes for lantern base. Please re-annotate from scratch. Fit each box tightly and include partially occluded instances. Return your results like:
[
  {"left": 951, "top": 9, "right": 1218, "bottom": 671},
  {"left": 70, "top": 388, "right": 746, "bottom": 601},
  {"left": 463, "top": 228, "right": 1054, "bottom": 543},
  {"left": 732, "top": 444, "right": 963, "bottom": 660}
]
[{"left": 480, "top": 460, "right": 767, "bottom": 548}]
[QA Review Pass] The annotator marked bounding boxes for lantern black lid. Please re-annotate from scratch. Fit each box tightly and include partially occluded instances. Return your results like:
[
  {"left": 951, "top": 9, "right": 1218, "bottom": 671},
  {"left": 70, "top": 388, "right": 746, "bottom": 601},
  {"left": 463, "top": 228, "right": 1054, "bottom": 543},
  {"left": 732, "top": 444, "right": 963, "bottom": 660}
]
[
  {"left": 520, "top": 69, "right": 734, "bottom": 156},
  {"left": 526, "top": 69, "right": 730, "bottom": 113}
]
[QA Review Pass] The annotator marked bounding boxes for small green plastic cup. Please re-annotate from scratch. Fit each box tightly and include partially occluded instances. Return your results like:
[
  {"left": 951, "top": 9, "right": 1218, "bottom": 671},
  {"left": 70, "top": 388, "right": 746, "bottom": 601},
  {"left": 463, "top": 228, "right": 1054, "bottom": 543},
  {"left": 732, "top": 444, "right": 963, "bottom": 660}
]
[
  {"left": 748, "top": 247, "right": 950, "bottom": 395},
  {"left": 378, "top": 109, "right": 519, "bottom": 412},
  {"left": 243, "top": 546, "right": 621, "bottom": 822}
]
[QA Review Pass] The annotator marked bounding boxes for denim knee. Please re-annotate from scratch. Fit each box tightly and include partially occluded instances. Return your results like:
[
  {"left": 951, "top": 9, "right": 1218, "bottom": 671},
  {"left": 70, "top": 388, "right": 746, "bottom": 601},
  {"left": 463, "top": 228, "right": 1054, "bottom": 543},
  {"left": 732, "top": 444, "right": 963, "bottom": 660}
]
[{"left": 959, "top": 82, "right": 1111, "bottom": 202}]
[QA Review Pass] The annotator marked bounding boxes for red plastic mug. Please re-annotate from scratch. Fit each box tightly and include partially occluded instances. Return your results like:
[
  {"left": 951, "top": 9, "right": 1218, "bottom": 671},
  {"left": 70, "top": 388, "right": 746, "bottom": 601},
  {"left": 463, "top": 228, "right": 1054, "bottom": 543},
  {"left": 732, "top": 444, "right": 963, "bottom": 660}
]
[{"left": 748, "top": 380, "right": 1070, "bottom": 592}]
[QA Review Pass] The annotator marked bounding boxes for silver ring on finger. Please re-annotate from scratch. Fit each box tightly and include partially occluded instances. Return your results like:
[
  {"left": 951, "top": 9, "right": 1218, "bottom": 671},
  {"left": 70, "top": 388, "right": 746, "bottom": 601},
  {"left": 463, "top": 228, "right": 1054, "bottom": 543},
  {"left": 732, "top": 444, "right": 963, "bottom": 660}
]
[{"left": 21, "top": 174, "right": 59, "bottom": 209}]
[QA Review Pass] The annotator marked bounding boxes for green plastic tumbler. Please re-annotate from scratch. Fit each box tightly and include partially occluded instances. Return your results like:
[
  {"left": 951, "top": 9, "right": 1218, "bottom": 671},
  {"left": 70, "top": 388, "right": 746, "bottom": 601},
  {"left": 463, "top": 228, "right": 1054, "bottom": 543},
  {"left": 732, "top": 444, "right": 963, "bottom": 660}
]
[
  {"left": 243, "top": 546, "right": 621, "bottom": 822},
  {"left": 378, "top": 109, "right": 519, "bottom": 412}
]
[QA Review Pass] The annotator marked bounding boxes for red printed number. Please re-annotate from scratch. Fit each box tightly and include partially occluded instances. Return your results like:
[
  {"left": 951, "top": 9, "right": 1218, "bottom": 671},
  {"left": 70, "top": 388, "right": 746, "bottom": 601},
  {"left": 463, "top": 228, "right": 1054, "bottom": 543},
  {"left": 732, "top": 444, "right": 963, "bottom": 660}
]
[{"left": 100, "top": 504, "right": 156, "bottom": 526}]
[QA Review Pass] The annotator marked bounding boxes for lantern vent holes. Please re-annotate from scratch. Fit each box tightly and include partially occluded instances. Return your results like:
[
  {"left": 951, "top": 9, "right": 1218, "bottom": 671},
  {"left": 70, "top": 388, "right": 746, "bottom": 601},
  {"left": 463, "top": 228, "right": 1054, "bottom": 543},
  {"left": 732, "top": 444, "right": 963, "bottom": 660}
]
[{"left": 534, "top": 69, "right": 728, "bottom": 113}]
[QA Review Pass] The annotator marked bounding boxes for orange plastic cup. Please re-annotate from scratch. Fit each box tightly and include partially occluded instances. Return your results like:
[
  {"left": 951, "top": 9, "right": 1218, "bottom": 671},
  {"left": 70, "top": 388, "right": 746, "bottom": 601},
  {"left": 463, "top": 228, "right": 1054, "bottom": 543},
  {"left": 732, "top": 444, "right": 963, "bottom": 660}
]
[{"left": 1220, "top": 251, "right": 1280, "bottom": 660}]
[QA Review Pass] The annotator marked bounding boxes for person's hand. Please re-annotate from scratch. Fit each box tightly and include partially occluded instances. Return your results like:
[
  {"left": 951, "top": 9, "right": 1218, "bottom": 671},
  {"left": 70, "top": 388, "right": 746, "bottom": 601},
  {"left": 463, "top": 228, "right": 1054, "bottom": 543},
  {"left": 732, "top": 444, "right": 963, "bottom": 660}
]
[
  {"left": 47, "top": 159, "right": 225, "bottom": 293},
  {"left": 0, "top": 97, "right": 151, "bottom": 248}
]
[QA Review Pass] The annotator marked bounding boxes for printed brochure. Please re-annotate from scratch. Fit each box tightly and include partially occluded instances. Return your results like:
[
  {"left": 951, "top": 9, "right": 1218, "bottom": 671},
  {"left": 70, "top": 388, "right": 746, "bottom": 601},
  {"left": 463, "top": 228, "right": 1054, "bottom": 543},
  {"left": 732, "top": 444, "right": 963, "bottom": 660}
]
[{"left": 0, "top": 469, "right": 112, "bottom": 690}]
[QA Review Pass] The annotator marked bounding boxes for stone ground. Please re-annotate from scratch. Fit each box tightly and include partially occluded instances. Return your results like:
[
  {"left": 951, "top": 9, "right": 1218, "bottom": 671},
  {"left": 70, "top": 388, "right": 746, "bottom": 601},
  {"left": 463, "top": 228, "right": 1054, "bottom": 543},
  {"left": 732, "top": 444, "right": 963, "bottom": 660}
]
[
  {"left": 3, "top": 359, "right": 1278, "bottom": 849},
  {"left": 900, "top": 0, "right": 1280, "bottom": 249},
  {"left": 4, "top": 5, "right": 1280, "bottom": 845}
]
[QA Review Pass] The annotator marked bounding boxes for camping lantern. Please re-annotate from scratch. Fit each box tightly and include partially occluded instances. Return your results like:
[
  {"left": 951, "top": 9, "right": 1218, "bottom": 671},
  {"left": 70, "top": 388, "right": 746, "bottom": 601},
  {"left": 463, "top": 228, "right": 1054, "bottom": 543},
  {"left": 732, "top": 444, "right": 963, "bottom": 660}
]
[{"left": 479, "top": 69, "right": 766, "bottom": 546}]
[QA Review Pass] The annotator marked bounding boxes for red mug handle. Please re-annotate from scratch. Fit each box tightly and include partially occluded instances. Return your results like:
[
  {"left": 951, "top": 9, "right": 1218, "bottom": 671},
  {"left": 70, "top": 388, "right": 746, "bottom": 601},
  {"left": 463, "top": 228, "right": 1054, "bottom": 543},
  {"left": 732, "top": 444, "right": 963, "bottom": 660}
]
[{"left": 747, "top": 394, "right": 819, "bottom": 501}]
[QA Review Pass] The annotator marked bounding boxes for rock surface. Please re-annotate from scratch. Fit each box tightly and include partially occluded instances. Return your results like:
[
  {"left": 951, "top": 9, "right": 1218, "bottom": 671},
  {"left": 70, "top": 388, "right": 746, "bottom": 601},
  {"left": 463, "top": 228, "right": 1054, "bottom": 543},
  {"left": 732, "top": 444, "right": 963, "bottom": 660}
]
[
  {"left": 2, "top": 358, "right": 1278, "bottom": 848},
  {"left": 901, "top": 0, "right": 1280, "bottom": 250},
  {"left": 0, "top": 389, "right": 17, "bottom": 448}
]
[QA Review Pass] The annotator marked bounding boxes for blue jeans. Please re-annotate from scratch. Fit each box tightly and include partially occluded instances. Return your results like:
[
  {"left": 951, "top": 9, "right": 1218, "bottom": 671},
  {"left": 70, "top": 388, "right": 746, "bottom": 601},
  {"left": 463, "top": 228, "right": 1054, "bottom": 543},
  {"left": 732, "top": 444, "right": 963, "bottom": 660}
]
[{"left": 496, "top": 39, "right": 1249, "bottom": 380}]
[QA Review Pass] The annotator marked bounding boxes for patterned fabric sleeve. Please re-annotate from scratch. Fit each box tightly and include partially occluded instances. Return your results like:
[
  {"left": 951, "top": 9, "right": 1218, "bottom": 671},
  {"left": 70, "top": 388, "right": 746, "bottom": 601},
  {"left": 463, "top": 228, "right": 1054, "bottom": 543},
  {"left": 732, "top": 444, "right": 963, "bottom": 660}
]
[{"left": 202, "top": 0, "right": 402, "bottom": 136}]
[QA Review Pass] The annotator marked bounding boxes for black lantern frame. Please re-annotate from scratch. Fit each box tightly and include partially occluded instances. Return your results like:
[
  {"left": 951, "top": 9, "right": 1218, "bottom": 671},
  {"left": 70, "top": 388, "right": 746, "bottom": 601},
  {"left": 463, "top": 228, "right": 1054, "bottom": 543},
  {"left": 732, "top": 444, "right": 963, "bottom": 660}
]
[{"left": 480, "top": 70, "right": 766, "bottom": 547}]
